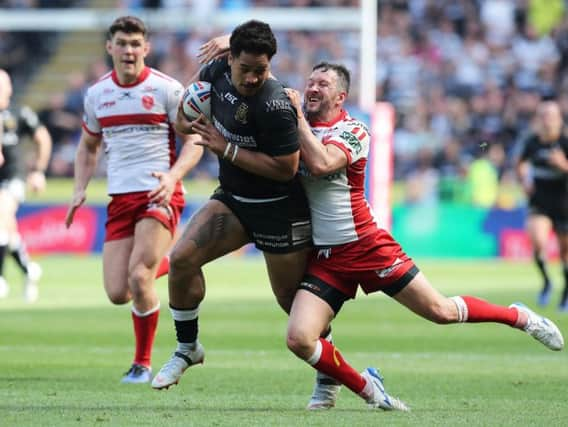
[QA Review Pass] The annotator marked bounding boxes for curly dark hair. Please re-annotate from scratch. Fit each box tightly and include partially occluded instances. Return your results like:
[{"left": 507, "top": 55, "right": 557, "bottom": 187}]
[
  {"left": 230, "top": 20, "right": 277, "bottom": 59},
  {"left": 108, "top": 16, "right": 147, "bottom": 40}
]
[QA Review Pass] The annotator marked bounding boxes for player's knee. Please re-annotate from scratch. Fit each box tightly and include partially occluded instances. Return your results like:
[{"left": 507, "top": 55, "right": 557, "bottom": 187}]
[
  {"left": 286, "top": 328, "right": 315, "bottom": 360},
  {"left": 428, "top": 301, "right": 456, "bottom": 324},
  {"left": 106, "top": 289, "right": 130, "bottom": 305},
  {"left": 170, "top": 246, "right": 200, "bottom": 273},
  {"left": 129, "top": 264, "right": 152, "bottom": 289}
]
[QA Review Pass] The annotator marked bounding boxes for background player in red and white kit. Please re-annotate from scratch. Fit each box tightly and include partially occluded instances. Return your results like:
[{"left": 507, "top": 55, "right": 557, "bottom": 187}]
[
  {"left": 284, "top": 62, "right": 565, "bottom": 411},
  {"left": 65, "top": 16, "right": 203, "bottom": 384}
]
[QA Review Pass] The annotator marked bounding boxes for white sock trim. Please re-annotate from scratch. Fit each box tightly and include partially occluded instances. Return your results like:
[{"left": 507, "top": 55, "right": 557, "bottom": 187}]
[
  {"left": 450, "top": 296, "right": 468, "bottom": 322},
  {"left": 170, "top": 305, "right": 200, "bottom": 321},
  {"left": 131, "top": 301, "right": 160, "bottom": 317},
  {"left": 307, "top": 339, "right": 323, "bottom": 366}
]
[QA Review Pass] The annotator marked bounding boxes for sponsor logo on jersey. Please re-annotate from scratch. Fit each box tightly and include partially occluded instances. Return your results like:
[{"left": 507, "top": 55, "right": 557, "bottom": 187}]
[
  {"left": 142, "top": 85, "right": 157, "bottom": 93},
  {"left": 340, "top": 130, "right": 362, "bottom": 154},
  {"left": 142, "top": 95, "right": 155, "bottom": 110},
  {"left": 264, "top": 99, "right": 292, "bottom": 113},
  {"left": 213, "top": 117, "right": 256, "bottom": 146},
  {"left": 223, "top": 91, "right": 238, "bottom": 105},
  {"left": 375, "top": 258, "right": 404, "bottom": 278},
  {"left": 234, "top": 103, "right": 249, "bottom": 124},
  {"left": 118, "top": 91, "right": 134, "bottom": 100},
  {"left": 98, "top": 101, "right": 116, "bottom": 110}
]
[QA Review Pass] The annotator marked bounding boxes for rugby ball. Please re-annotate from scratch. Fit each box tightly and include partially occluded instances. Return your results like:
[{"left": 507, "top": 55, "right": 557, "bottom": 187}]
[{"left": 181, "top": 81, "right": 211, "bottom": 120}]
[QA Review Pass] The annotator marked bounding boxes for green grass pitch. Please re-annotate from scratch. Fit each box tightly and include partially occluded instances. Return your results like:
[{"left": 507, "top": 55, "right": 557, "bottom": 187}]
[{"left": 1, "top": 256, "right": 567, "bottom": 426}]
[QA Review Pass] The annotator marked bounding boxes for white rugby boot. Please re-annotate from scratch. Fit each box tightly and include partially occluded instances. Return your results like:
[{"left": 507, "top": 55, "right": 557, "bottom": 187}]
[
  {"left": 152, "top": 342, "right": 205, "bottom": 390},
  {"left": 0, "top": 276, "right": 9, "bottom": 299},
  {"left": 306, "top": 371, "right": 341, "bottom": 410},
  {"left": 23, "top": 262, "right": 42, "bottom": 303},
  {"left": 510, "top": 303, "right": 564, "bottom": 351},
  {"left": 361, "top": 367, "right": 410, "bottom": 412},
  {"left": 121, "top": 364, "right": 152, "bottom": 384}
]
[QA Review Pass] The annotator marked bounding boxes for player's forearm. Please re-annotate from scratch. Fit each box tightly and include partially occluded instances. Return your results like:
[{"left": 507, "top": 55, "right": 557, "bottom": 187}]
[
  {"left": 297, "top": 117, "right": 333, "bottom": 176},
  {"left": 169, "top": 135, "right": 204, "bottom": 181},
  {"left": 33, "top": 126, "right": 52, "bottom": 172},
  {"left": 229, "top": 147, "right": 298, "bottom": 182},
  {"left": 72, "top": 142, "right": 98, "bottom": 192}
]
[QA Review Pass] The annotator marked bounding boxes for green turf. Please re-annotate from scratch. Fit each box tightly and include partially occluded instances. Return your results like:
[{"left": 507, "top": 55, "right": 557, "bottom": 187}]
[{"left": 1, "top": 257, "right": 567, "bottom": 426}]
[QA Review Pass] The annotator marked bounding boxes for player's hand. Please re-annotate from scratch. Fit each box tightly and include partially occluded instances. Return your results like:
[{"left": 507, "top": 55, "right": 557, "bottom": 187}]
[
  {"left": 27, "top": 171, "right": 46, "bottom": 193},
  {"left": 149, "top": 171, "right": 176, "bottom": 206},
  {"left": 548, "top": 148, "right": 568, "bottom": 171},
  {"left": 192, "top": 114, "right": 227, "bottom": 157},
  {"left": 284, "top": 88, "right": 304, "bottom": 120},
  {"left": 175, "top": 104, "right": 196, "bottom": 135},
  {"left": 65, "top": 190, "right": 87, "bottom": 228},
  {"left": 0, "top": 151, "right": 4, "bottom": 167},
  {"left": 198, "top": 35, "right": 230, "bottom": 64}
]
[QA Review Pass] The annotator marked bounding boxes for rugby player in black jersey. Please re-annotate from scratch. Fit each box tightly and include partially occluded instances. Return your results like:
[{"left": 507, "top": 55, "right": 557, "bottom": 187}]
[
  {"left": 0, "top": 69, "right": 52, "bottom": 303},
  {"left": 515, "top": 99, "right": 568, "bottom": 311},
  {"left": 152, "top": 21, "right": 319, "bottom": 391}
]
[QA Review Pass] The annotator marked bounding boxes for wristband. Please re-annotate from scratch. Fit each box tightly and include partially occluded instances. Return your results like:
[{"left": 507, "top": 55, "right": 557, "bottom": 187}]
[
  {"left": 231, "top": 145, "right": 239, "bottom": 162},
  {"left": 223, "top": 143, "right": 232, "bottom": 159}
]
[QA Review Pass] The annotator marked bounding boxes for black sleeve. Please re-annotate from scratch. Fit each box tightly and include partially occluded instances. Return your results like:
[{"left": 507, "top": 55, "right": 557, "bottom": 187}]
[
  {"left": 18, "top": 106, "right": 41, "bottom": 136},
  {"left": 512, "top": 133, "right": 533, "bottom": 163},
  {"left": 199, "top": 58, "right": 228, "bottom": 83},
  {"left": 257, "top": 95, "right": 299, "bottom": 157}
]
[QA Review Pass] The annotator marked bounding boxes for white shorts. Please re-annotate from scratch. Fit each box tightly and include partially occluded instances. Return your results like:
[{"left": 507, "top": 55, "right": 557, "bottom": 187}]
[{"left": 0, "top": 178, "right": 26, "bottom": 203}]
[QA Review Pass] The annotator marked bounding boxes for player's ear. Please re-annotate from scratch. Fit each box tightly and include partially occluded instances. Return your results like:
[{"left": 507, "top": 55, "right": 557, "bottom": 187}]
[
  {"left": 143, "top": 40, "right": 151, "bottom": 58},
  {"left": 228, "top": 53, "right": 234, "bottom": 66},
  {"left": 105, "top": 39, "right": 113, "bottom": 55}
]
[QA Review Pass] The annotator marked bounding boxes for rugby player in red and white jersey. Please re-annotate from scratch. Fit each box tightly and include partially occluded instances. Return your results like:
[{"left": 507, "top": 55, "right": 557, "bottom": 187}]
[
  {"left": 284, "top": 62, "right": 564, "bottom": 411},
  {"left": 65, "top": 16, "right": 203, "bottom": 384}
]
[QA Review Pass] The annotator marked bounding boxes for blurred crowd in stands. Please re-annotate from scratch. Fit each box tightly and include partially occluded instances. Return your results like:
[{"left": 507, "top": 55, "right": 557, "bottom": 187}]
[{"left": 3, "top": 0, "right": 568, "bottom": 209}]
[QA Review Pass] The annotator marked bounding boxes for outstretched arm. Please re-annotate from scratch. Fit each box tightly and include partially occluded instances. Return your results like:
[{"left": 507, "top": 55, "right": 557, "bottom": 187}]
[{"left": 65, "top": 129, "right": 101, "bottom": 228}]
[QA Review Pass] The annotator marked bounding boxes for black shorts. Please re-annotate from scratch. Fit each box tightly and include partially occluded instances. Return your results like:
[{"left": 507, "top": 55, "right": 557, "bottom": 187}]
[
  {"left": 211, "top": 186, "right": 312, "bottom": 254},
  {"left": 529, "top": 194, "right": 568, "bottom": 233}
]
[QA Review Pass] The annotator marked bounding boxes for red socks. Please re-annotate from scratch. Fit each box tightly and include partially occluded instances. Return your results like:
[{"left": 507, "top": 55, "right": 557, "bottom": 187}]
[
  {"left": 457, "top": 296, "right": 519, "bottom": 326},
  {"left": 310, "top": 338, "right": 366, "bottom": 394},
  {"left": 155, "top": 256, "right": 170, "bottom": 279},
  {"left": 131, "top": 306, "right": 160, "bottom": 367}
]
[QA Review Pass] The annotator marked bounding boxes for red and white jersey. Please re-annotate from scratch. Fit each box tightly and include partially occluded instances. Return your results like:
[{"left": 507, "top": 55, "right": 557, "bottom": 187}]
[
  {"left": 300, "top": 109, "right": 379, "bottom": 246},
  {"left": 82, "top": 67, "right": 183, "bottom": 195}
]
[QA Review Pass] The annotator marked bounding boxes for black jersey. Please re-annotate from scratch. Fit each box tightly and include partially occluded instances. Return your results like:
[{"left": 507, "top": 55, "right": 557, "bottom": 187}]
[
  {"left": 517, "top": 133, "right": 568, "bottom": 197},
  {"left": 200, "top": 58, "right": 300, "bottom": 198},
  {"left": 0, "top": 106, "right": 42, "bottom": 181}
]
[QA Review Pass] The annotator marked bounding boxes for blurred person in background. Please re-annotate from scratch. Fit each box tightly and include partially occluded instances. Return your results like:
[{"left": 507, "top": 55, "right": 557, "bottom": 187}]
[
  {"left": 515, "top": 99, "right": 568, "bottom": 311},
  {"left": 0, "top": 69, "right": 52, "bottom": 303},
  {"left": 64, "top": 16, "right": 203, "bottom": 384}
]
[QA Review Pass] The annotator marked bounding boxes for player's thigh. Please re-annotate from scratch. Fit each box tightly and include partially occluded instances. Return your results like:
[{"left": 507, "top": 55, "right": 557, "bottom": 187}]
[
  {"left": 557, "top": 231, "right": 568, "bottom": 262},
  {"left": 103, "top": 237, "right": 134, "bottom": 302},
  {"left": 527, "top": 214, "right": 552, "bottom": 247},
  {"left": 171, "top": 199, "right": 249, "bottom": 266},
  {"left": 391, "top": 272, "right": 455, "bottom": 322},
  {"left": 264, "top": 247, "right": 310, "bottom": 296},
  {"left": 0, "top": 190, "right": 18, "bottom": 228}
]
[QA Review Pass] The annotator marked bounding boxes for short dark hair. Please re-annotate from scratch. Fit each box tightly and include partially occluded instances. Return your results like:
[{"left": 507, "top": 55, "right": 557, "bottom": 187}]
[
  {"left": 312, "top": 62, "right": 351, "bottom": 95},
  {"left": 108, "top": 16, "right": 147, "bottom": 40},
  {"left": 230, "top": 20, "right": 277, "bottom": 59}
]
